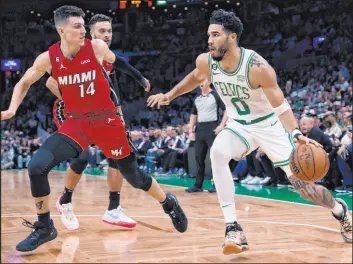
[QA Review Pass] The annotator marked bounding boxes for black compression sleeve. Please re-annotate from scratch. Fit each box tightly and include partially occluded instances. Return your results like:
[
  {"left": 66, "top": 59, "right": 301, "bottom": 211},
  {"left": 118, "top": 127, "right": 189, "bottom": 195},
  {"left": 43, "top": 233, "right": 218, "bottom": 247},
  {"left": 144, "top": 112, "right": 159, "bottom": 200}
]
[{"left": 114, "top": 55, "right": 147, "bottom": 88}]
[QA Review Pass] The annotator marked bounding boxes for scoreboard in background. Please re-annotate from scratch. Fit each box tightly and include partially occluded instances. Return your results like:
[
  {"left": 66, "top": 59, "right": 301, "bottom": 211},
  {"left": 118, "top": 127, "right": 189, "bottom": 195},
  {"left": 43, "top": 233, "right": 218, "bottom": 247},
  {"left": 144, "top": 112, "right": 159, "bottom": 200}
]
[
  {"left": 119, "top": 0, "right": 153, "bottom": 9},
  {"left": 156, "top": 0, "right": 167, "bottom": 5},
  {"left": 1, "top": 59, "right": 21, "bottom": 71}
]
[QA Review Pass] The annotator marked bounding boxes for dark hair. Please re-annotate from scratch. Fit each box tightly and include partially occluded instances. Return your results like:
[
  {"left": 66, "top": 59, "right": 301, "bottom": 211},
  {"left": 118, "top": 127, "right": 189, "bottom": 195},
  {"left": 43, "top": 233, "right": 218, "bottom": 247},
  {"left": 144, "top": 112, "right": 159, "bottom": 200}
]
[
  {"left": 209, "top": 9, "right": 243, "bottom": 42},
  {"left": 54, "top": 5, "right": 85, "bottom": 27},
  {"left": 89, "top": 14, "right": 112, "bottom": 29}
]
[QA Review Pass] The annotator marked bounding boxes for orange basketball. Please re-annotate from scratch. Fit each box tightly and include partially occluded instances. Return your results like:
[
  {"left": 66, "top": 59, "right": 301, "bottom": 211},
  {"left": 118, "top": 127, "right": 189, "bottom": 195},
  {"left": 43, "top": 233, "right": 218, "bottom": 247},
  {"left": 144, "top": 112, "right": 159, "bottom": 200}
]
[{"left": 289, "top": 144, "right": 330, "bottom": 183}]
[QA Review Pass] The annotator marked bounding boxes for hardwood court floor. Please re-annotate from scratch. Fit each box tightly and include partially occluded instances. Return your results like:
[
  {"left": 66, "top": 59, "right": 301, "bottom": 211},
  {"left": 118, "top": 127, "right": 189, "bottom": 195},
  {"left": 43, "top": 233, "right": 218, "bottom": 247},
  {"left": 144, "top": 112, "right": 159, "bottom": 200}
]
[{"left": 1, "top": 170, "right": 352, "bottom": 263}]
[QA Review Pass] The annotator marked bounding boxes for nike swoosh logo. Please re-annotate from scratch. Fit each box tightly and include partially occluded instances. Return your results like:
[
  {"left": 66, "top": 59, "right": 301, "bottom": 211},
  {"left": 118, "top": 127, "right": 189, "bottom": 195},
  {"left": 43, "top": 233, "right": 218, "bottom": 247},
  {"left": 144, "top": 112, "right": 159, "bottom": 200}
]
[
  {"left": 213, "top": 73, "right": 221, "bottom": 75},
  {"left": 222, "top": 204, "right": 232, "bottom": 208},
  {"left": 270, "top": 120, "right": 278, "bottom": 126},
  {"left": 107, "top": 212, "right": 119, "bottom": 219}
]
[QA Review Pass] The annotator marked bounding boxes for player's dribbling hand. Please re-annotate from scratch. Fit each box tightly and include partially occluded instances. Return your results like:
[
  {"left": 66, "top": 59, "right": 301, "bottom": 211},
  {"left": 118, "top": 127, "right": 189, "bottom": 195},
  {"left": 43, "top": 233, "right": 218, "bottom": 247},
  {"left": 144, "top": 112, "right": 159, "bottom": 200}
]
[
  {"left": 147, "top": 93, "right": 171, "bottom": 109},
  {"left": 1, "top": 110, "right": 15, "bottom": 120},
  {"left": 144, "top": 79, "right": 151, "bottom": 92},
  {"left": 297, "top": 135, "right": 323, "bottom": 148}
]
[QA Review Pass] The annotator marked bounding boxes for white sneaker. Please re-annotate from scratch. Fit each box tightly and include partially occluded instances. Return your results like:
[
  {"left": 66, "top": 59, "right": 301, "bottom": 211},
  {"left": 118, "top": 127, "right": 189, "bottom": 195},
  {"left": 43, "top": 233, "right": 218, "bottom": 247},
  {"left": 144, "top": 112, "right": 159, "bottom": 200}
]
[
  {"left": 102, "top": 206, "right": 136, "bottom": 228},
  {"left": 222, "top": 222, "right": 249, "bottom": 255},
  {"left": 56, "top": 196, "right": 79, "bottom": 231},
  {"left": 240, "top": 175, "right": 254, "bottom": 184},
  {"left": 259, "top": 176, "right": 271, "bottom": 185},
  {"left": 246, "top": 176, "right": 263, "bottom": 185}
]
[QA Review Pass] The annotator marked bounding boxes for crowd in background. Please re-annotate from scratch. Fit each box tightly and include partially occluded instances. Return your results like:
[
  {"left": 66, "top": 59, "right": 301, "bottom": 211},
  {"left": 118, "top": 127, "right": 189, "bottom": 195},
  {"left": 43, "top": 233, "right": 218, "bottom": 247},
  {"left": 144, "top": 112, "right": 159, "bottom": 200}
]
[{"left": 1, "top": 0, "right": 352, "bottom": 193}]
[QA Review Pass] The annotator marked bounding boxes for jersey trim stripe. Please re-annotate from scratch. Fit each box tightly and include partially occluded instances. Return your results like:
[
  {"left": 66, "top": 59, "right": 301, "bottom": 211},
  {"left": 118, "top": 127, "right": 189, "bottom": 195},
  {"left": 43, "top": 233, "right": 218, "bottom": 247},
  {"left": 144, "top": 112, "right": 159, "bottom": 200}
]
[
  {"left": 57, "top": 132, "right": 84, "bottom": 151},
  {"left": 209, "top": 53, "right": 213, "bottom": 84},
  {"left": 216, "top": 47, "right": 244, "bottom": 76},
  {"left": 273, "top": 133, "right": 295, "bottom": 167},
  {"left": 287, "top": 133, "right": 296, "bottom": 150},
  {"left": 273, "top": 159, "right": 290, "bottom": 167},
  {"left": 223, "top": 127, "right": 250, "bottom": 156},
  {"left": 233, "top": 112, "right": 275, "bottom": 125},
  {"left": 110, "top": 87, "right": 120, "bottom": 106}
]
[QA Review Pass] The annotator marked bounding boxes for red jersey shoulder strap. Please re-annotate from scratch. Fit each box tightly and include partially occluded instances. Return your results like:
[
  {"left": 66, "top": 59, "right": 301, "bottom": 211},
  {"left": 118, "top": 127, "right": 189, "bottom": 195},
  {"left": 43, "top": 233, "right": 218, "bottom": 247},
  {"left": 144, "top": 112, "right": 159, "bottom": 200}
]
[{"left": 48, "top": 41, "right": 61, "bottom": 76}]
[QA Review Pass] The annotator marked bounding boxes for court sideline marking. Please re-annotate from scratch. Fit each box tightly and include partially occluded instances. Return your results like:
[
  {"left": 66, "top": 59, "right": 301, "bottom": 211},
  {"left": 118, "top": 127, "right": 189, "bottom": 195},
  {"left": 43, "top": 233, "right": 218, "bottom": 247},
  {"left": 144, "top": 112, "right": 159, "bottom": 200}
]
[{"left": 0, "top": 214, "right": 340, "bottom": 233}]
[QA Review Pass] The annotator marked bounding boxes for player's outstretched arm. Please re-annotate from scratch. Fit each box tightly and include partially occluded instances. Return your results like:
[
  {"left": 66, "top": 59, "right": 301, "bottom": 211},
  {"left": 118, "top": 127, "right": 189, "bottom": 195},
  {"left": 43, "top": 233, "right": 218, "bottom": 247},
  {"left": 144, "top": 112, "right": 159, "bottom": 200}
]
[
  {"left": 1, "top": 52, "right": 51, "bottom": 120},
  {"left": 92, "top": 38, "right": 150, "bottom": 92},
  {"left": 114, "top": 55, "right": 150, "bottom": 91},
  {"left": 147, "top": 53, "right": 210, "bottom": 109},
  {"left": 45, "top": 77, "right": 62, "bottom": 99},
  {"left": 249, "top": 54, "right": 321, "bottom": 147}
]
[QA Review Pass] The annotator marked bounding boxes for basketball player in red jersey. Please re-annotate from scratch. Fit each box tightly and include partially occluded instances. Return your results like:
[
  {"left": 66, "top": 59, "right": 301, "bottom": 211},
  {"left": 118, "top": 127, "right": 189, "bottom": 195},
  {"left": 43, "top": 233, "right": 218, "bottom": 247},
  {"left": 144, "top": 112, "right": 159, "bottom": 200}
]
[
  {"left": 1, "top": 6, "right": 187, "bottom": 252},
  {"left": 47, "top": 14, "right": 140, "bottom": 231}
]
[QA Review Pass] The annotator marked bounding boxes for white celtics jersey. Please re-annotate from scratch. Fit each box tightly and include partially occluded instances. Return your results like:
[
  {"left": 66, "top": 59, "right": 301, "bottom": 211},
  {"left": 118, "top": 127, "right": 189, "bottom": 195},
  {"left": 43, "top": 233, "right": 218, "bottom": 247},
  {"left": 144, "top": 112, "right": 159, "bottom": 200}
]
[{"left": 209, "top": 47, "right": 274, "bottom": 122}]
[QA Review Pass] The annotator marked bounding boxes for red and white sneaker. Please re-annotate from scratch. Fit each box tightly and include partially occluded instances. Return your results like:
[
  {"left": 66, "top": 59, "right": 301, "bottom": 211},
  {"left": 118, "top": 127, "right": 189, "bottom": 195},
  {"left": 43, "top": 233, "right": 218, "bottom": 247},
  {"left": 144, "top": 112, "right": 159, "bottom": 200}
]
[
  {"left": 102, "top": 206, "right": 136, "bottom": 228},
  {"left": 56, "top": 196, "right": 79, "bottom": 231}
]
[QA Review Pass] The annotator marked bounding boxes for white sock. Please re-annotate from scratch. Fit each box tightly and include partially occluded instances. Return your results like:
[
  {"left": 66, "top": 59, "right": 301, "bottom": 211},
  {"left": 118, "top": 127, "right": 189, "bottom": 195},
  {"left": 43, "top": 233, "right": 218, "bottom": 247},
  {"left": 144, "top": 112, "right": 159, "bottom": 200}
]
[
  {"left": 222, "top": 203, "right": 237, "bottom": 223},
  {"left": 331, "top": 200, "right": 344, "bottom": 217}
]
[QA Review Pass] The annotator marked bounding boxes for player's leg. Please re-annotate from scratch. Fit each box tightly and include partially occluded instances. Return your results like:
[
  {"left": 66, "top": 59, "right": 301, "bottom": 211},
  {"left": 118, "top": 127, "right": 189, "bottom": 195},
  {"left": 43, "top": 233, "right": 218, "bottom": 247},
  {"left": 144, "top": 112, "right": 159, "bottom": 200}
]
[
  {"left": 210, "top": 123, "right": 256, "bottom": 254},
  {"left": 56, "top": 148, "right": 89, "bottom": 231},
  {"left": 101, "top": 159, "right": 136, "bottom": 228},
  {"left": 92, "top": 115, "right": 187, "bottom": 233},
  {"left": 256, "top": 117, "right": 352, "bottom": 243},
  {"left": 113, "top": 152, "right": 187, "bottom": 232},
  {"left": 16, "top": 133, "right": 82, "bottom": 252}
]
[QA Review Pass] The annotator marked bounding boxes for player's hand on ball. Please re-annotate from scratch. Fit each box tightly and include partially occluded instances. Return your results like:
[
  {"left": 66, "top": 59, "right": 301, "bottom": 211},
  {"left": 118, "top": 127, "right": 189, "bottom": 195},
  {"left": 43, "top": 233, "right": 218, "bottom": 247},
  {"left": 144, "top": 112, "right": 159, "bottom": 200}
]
[
  {"left": 147, "top": 93, "right": 171, "bottom": 109},
  {"left": 298, "top": 135, "right": 323, "bottom": 148},
  {"left": 144, "top": 79, "right": 151, "bottom": 92},
  {"left": 1, "top": 110, "right": 15, "bottom": 120}
]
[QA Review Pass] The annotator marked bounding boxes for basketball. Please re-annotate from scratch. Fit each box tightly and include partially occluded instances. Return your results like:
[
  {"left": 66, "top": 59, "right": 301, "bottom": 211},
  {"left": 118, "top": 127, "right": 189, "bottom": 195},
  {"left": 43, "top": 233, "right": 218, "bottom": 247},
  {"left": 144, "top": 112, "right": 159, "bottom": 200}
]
[{"left": 290, "top": 144, "right": 330, "bottom": 183}]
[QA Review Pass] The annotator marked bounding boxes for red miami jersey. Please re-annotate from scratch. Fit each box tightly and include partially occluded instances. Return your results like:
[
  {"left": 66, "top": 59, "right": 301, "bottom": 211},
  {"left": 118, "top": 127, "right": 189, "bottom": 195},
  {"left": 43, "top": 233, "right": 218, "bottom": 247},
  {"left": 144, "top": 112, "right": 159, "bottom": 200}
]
[{"left": 49, "top": 39, "right": 114, "bottom": 114}]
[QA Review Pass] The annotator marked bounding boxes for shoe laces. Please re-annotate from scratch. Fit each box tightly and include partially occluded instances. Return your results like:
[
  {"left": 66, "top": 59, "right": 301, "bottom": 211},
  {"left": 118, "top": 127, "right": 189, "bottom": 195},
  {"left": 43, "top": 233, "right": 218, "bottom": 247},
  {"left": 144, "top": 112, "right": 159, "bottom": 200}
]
[
  {"left": 22, "top": 218, "right": 39, "bottom": 229},
  {"left": 226, "top": 230, "right": 238, "bottom": 242},
  {"left": 110, "top": 207, "right": 124, "bottom": 217},
  {"left": 21, "top": 218, "right": 44, "bottom": 238},
  {"left": 63, "top": 205, "right": 76, "bottom": 221}
]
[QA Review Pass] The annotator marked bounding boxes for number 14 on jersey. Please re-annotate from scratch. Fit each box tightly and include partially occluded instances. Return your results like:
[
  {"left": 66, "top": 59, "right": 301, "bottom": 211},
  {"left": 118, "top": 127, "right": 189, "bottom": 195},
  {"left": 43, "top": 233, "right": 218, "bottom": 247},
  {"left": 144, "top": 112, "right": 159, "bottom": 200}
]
[{"left": 79, "top": 82, "right": 96, "bottom": 98}]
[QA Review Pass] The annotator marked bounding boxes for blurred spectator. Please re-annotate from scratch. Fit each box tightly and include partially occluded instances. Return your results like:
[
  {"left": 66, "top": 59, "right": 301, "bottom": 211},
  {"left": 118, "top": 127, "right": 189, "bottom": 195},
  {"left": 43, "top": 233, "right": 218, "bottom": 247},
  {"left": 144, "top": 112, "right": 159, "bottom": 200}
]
[
  {"left": 322, "top": 113, "right": 342, "bottom": 138},
  {"left": 1, "top": 147, "right": 14, "bottom": 170},
  {"left": 300, "top": 117, "right": 333, "bottom": 152}
]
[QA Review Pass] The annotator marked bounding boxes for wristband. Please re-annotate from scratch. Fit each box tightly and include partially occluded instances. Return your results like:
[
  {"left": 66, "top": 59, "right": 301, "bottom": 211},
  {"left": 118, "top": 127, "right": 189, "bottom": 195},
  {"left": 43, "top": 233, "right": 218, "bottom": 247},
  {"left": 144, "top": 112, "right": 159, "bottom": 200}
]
[{"left": 292, "top": 128, "right": 303, "bottom": 140}]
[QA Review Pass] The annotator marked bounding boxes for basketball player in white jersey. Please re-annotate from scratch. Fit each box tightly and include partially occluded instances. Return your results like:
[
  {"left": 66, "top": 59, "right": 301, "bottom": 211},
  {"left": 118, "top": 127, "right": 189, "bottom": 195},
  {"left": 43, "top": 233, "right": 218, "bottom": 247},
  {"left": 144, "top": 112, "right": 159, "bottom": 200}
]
[{"left": 148, "top": 9, "right": 352, "bottom": 254}]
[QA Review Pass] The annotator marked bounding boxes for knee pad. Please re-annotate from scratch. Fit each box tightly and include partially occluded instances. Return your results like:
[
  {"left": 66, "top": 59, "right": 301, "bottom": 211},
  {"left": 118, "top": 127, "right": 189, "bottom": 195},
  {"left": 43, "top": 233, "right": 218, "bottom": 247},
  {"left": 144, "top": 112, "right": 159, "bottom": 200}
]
[
  {"left": 70, "top": 149, "right": 89, "bottom": 174},
  {"left": 116, "top": 153, "right": 152, "bottom": 191},
  {"left": 28, "top": 148, "right": 56, "bottom": 197}
]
